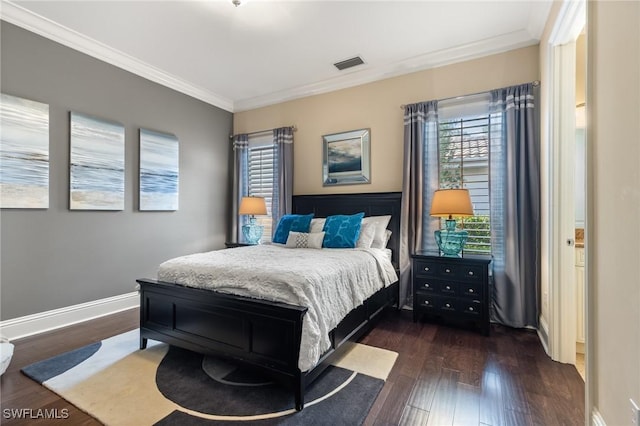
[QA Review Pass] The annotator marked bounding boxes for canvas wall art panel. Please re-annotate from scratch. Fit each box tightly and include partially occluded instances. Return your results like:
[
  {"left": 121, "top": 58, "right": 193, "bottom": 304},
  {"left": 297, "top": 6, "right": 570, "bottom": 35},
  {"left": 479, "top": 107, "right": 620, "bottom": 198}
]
[
  {"left": 70, "top": 112, "right": 125, "bottom": 210},
  {"left": 0, "top": 93, "right": 50, "bottom": 208},
  {"left": 139, "top": 129, "right": 179, "bottom": 211}
]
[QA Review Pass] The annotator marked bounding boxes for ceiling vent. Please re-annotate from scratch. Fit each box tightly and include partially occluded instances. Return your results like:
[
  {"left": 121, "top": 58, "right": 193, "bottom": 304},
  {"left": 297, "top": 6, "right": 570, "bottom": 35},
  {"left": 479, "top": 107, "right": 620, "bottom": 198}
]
[{"left": 333, "top": 56, "right": 365, "bottom": 71}]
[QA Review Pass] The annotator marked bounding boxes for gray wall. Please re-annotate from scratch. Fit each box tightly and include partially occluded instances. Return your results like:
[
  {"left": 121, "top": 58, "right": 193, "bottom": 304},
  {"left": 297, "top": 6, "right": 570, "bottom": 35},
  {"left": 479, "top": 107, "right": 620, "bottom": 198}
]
[{"left": 0, "top": 22, "right": 233, "bottom": 320}]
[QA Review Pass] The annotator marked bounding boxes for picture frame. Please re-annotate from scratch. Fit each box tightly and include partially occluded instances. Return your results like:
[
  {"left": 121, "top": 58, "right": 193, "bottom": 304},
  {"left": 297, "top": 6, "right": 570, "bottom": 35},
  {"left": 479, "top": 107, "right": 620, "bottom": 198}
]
[
  {"left": 69, "top": 112, "right": 125, "bottom": 210},
  {"left": 139, "top": 128, "right": 179, "bottom": 211},
  {"left": 0, "top": 93, "right": 50, "bottom": 209},
  {"left": 322, "top": 128, "right": 370, "bottom": 186}
]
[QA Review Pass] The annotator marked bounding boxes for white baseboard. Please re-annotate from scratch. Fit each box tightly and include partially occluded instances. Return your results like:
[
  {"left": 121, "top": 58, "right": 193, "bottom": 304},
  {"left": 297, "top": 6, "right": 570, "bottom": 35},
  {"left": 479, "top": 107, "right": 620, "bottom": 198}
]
[
  {"left": 0, "top": 292, "right": 138, "bottom": 341},
  {"left": 537, "top": 315, "right": 550, "bottom": 355},
  {"left": 592, "top": 407, "right": 606, "bottom": 426}
]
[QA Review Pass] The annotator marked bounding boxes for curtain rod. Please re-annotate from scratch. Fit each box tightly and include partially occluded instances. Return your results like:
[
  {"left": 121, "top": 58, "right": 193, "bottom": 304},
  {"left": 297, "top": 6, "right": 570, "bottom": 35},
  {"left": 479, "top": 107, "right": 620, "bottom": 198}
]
[
  {"left": 230, "top": 125, "right": 297, "bottom": 139},
  {"left": 399, "top": 80, "right": 540, "bottom": 109}
]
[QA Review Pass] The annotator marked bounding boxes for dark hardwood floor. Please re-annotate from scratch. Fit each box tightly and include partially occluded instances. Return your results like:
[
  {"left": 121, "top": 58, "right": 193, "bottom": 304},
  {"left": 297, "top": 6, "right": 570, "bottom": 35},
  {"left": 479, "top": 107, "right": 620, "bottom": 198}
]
[
  {"left": 0, "top": 308, "right": 585, "bottom": 425},
  {"left": 361, "top": 310, "right": 585, "bottom": 426},
  {"left": 1, "top": 309, "right": 139, "bottom": 425}
]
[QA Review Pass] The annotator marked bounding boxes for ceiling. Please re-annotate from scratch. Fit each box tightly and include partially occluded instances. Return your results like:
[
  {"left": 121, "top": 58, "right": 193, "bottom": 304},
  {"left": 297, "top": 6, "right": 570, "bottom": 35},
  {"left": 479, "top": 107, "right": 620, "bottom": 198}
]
[{"left": 2, "top": 1, "right": 552, "bottom": 112}]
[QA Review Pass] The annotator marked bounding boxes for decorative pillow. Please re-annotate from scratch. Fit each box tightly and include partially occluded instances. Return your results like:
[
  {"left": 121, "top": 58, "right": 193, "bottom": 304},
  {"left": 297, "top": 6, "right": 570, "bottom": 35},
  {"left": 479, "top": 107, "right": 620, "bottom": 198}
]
[
  {"left": 309, "top": 218, "right": 326, "bottom": 234},
  {"left": 285, "top": 231, "right": 325, "bottom": 249},
  {"left": 363, "top": 215, "right": 392, "bottom": 248},
  {"left": 272, "top": 214, "right": 314, "bottom": 244},
  {"left": 356, "top": 221, "right": 376, "bottom": 248},
  {"left": 322, "top": 212, "right": 365, "bottom": 248}
]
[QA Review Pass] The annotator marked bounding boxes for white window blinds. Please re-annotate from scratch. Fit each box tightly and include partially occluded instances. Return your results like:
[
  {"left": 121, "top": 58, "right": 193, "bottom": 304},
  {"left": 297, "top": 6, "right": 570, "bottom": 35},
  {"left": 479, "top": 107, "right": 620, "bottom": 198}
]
[
  {"left": 437, "top": 106, "right": 493, "bottom": 255},
  {"left": 247, "top": 134, "right": 274, "bottom": 242}
]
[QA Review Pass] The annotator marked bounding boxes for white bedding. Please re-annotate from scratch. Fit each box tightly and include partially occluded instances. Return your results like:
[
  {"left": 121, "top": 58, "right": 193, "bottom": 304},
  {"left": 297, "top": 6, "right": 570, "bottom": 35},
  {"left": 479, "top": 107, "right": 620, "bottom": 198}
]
[{"left": 157, "top": 244, "right": 398, "bottom": 371}]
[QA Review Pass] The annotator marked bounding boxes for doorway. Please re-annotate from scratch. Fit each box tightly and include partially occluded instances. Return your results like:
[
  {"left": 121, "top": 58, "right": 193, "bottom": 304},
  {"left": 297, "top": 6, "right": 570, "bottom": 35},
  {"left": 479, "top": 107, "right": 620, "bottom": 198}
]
[{"left": 574, "top": 31, "right": 586, "bottom": 381}]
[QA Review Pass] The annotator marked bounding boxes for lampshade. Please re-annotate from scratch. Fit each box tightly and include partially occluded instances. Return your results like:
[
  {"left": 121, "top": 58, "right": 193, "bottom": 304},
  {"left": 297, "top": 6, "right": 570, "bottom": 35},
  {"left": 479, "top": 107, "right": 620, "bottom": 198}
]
[
  {"left": 430, "top": 189, "right": 473, "bottom": 257},
  {"left": 430, "top": 189, "right": 473, "bottom": 218},
  {"left": 239, "top": 196, "right": 267, "bottom": 216}
]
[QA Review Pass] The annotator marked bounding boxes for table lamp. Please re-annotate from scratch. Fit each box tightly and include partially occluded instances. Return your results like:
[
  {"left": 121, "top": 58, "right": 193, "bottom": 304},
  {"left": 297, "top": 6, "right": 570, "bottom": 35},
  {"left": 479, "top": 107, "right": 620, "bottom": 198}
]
[
  {"left": 239, "top": 196, "right": 267, "bottom": 244},
  {"left": 430, "top": 189, "right": 474, "bottom": 257}
]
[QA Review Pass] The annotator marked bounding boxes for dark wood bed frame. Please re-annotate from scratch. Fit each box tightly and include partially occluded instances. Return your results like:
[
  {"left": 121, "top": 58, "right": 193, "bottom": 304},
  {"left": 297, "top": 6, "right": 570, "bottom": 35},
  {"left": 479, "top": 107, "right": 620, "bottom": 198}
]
[{"left": 136, "top": 192, "right": 402, "bottom": 411}]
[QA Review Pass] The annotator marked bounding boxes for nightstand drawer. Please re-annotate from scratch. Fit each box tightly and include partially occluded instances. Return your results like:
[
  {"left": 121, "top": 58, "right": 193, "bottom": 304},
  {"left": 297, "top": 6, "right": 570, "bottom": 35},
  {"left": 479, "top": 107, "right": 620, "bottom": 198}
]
[
  {"left": 413, "top": 259, "right": 437, "bottom": 277},
  {"left": 414, "top": 278, "right": 438, "bottom": 293},
  {"left": 459, "top": 282, "right": 483, "bottom": 298},
  {"left": 437, "top": 297, "right": 458, "bottom": 312},
  {"left": 415, "top": 278, "right": 457, "bottom": 296},
  {"left": 415, "top": 293, "right": 438, "bottom": 310},
  {"left": 460, "top": 300, "right": 482, "bottom": 316},
  {"left": 439, "top": 281, "right": 457, "bottom": 296},
  {"left": 438, "top": 263, "right": 483, "bottom": 282}
]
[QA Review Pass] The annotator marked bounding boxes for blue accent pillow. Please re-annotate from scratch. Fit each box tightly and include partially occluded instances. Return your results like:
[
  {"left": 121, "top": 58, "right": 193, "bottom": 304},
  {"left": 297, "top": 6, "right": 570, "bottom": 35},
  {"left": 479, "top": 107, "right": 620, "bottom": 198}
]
[
  {"left": 272, "top": 214, "right": 314, "bottom": 244},
  {"left": 322, "top": 212, "right": 365, "bottom": 248}
]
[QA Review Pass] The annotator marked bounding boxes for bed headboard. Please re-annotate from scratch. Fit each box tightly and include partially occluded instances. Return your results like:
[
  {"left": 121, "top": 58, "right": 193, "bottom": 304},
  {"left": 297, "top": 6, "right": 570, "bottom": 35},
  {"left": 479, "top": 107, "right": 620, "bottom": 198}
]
[{"left": 292, "top": 192, "right": 402, "bottom": 268}]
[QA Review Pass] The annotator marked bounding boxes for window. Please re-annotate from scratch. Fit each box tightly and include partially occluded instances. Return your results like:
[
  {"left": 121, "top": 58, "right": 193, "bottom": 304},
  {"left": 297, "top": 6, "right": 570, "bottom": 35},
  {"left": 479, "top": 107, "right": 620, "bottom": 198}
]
[
  {"left": 247, "top": 135, "right": 274, "bottom": 242},
  {"left": 437, "top": 109, "right": 494, "bottom": 255}
]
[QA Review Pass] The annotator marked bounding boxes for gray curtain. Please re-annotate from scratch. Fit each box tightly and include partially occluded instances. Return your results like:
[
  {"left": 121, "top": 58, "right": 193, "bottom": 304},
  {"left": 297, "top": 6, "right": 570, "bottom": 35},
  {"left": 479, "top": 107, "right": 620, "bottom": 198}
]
[
  {"left": 489, "top": 83, "right": 540, "bottom": 328},
  {"left": 272, "top": 127, "right": 294, "bottom": 230},
  {"left": 232, "top": 134, "right": 249, "bottom": 243},
  {"left": 400, "top": 101, "right": 438, "bottom": 307}
]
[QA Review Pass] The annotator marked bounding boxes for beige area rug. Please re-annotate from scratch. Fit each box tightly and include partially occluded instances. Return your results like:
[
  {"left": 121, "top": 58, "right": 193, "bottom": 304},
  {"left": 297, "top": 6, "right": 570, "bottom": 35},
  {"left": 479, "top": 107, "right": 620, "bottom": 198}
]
[{"left": 22, "top": 330, "right": 397, "bottom": 425}]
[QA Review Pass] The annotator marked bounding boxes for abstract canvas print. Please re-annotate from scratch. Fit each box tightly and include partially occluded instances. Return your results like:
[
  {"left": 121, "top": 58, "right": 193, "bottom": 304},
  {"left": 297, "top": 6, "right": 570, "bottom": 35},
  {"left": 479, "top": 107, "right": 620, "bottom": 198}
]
[
  {"left": 70, "top": 112, "right": 125, "bottom": 210},
  {"left": 139, "top": 129, "right": 179, "bottom": 211},
  {"left": 0, "top": 93, "right": 50, "bottom": 208}
]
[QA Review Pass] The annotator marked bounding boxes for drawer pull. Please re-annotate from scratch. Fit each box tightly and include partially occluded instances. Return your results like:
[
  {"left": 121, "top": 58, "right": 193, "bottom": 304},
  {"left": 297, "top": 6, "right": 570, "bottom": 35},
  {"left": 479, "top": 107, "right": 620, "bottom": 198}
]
[
  {"left": 424, "top": 267, "right": 430, "bottom": 271},
  {"left": 469, "top": 307, "right": 474, "bottom": 311},
  {"left": 445, "top": 303, "right": 451, "bottom": 308},
  {"left": 424, "top": 283, "right": 430, "bottom": 288},
  {"left": 424, "top": 301, "right": 430, "bottom": 305},
  {"left": 468, "top": 271, "right": 474, "bottom": 276},
  {"left": 445, "top": 268, "right": 451, "bottom": 273},
  {"left": 445, "top": 285, "right": 451, "bottom": 290},
  {"left": 468, "top": 288, "right": 474, "bottom": 293}
]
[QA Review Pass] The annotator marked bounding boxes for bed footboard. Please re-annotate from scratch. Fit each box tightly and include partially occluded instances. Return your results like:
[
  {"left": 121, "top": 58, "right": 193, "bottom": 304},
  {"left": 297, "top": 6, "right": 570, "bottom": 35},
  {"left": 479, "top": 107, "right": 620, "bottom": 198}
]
[
  {"left": 138, "top": 278, "right": 307, "bottom": 380},
  {"left": 137, "top": 278, "right": 398, "bottom": 411}
]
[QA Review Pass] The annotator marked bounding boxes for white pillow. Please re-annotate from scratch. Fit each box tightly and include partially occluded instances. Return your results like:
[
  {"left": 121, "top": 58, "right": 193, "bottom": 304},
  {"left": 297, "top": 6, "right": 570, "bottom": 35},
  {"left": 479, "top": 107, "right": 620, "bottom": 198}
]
[
  {"left": 309, "top": 218, "right": 325, "bottom": 234},
  {"left": 363, "top": 215, "right": 392, "bottom": 248},
  {"left": 383, "top": 229, "right": 392, "bottom": 248},
  {"left": 356, "top": 221, "right": 376, "bottom": 248},
  {"left": 285, "top": 231, "right": 325, "bottom": 249}
]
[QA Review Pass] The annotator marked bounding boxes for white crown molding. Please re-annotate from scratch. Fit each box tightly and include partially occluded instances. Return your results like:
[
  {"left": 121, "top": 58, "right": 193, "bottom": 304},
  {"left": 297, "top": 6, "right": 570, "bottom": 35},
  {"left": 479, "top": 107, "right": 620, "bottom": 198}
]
[
  {"left": 0, "top": 1, "right": 234, "bottom": 112},
  {"left": 234, "top": 29, "right": 539, "bottom": 112},
  {"left": 0, "top": 292, "right": 138, "bottom": 341},
  {"left": 1, "top": 1, "right": 549, "bottom": 114}
]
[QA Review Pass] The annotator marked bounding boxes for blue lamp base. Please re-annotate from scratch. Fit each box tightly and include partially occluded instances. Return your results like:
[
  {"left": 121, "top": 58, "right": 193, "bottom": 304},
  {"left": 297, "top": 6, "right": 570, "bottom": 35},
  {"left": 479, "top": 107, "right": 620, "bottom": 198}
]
[
  {"left": 434, "top": 219, "right": 468, "bottom": 257},
  {"left": 242, "top": 217, "right": 264, "bottom": 245}
]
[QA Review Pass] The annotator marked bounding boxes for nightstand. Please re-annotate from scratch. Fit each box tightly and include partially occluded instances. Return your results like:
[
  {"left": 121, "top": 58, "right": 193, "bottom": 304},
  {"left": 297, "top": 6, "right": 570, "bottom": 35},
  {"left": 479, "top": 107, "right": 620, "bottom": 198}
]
[
  {"left": 412, "top": 251, "right": 491, "bottom": 335},
  {"left": 224, "top": 242, "right": 253, "bottom": 248}
]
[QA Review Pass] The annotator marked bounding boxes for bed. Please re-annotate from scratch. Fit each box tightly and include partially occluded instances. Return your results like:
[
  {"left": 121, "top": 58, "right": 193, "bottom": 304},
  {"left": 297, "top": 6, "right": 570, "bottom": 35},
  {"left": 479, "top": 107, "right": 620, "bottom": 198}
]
[{"left": 136, "top": 192, "right": 401, "bottom": 411}]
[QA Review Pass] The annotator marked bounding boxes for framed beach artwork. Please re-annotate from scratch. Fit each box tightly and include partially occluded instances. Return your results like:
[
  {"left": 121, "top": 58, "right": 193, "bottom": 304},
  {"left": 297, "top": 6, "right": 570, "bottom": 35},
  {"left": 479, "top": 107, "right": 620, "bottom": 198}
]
[
  {"left": 139, "top": 128, "right": 179, "bottom": 211},
  {"left": 70, "top": 112, "right": 125, "bottom": 210},
  {"left": 0, "top": 93, "right": 50, "bottom": 208},
  {"left": 322, "top": 128, "right": 370, "bottom": 186}
]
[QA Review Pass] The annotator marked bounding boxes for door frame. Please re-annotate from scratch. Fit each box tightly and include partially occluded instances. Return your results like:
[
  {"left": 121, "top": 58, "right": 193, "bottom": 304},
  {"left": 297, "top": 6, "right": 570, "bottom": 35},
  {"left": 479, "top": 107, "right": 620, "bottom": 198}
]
[
  {"left": 544, "top": 0, "right": 589, "bottom": 423},
  {"left": 549, "top": 39, "right": 577, "bottom": 366}
]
